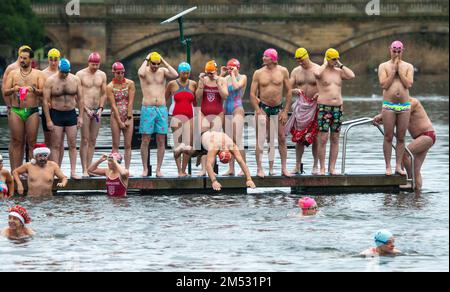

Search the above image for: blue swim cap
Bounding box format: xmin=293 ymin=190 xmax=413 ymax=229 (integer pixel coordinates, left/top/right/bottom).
xmin=374 ymin=229 xmax=393 ymax=247
xmin=178 ymin=62 xmax=191 ymax=73
xmin=59 ymin=58 xmax=71 ymax=73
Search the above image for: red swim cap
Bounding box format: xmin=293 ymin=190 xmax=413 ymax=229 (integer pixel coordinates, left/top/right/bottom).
xmin=112 ymin=62 xmax=125 ymax=72
xmin=227 ymin=58 xmax=240 ymax=70
xmin=88 ymin=52 xmax=101 ymax=64
xmin=218 ymin=150 xmax=232 ymax=164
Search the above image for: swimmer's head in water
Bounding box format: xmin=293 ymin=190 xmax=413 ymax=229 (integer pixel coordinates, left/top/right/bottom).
xmin=298 ymin=197 xmax=317 ymax=210
xmin=325 ymin=48 xmax=340 ymax=62
xmin=218 ymin=150 xmax=232 ymax=164
xmin=227 ymin=58 xmax=241 ymax=71
xmin=59 ymin=58 xmax=71 ymax=74
xmin=374 ymin=229 xmax=394 ymax=247
xmin=263 ymin=48 xmax=278 ymax=64
xmin=108 ymin=152 xmax=123 ymax=164
xmin=8 ymin=205 xmax=31 ymax=226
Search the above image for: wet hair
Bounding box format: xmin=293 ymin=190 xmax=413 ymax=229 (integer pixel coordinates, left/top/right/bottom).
xmin=20 ymin=48 xmax=34 ymax=59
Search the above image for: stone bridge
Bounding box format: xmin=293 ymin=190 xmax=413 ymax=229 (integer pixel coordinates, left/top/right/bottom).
xmin=33 ymin=0 xmax=449 ymax=66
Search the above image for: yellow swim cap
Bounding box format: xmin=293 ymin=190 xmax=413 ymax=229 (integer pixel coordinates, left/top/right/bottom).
xmin=295 ymin=48 xmax=309 ymax=60
xmin=325 ymin=48 xmax=340 ymax=61
xmin=147 ymin=52 xmax=161 ymax=63
xmin=18 ymin=45 xmax=32 ymax=55
xmin=48 ymin=48 xmax=61 ymax=59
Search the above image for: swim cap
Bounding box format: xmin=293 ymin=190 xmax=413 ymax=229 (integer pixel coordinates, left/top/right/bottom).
xmin=148 ymin=52 xmax=162 ymax=63
xmin=8 ymin=205 xmax=31 ymax=225
xmin=18 ymin=45 xmax=32 ymax=55
xmin=112 ymin=61 xmax=125 ymax=72
xmin=178 ymin=62 xmax=191 ymax=73
xmin=218 ymin=150 xmax=232 ymax=164
xmin=227 ymin=58 xmax=241 ymax=70
xmin=0 ymin=181 xmax=8 ymax=195
xmin=390 ymin=40 xmax=404 ymax=50
xmin=33 ymin=143 xmax=51 ymax=157
xmin=108 ymin=152 xmax=123 ymax=164
xmin=264 ymin=48 xmax=278 ymax=62
xmin=325 ymin=48 xmax=340 ymax=61
xmin=374 ymin=229 xmax=393 ymax=247
xmin=88 ymin=52 xmax=101 ymax=64
xmin=59 ymin=58 xmax=71 ymax=73
xmin=205 ymin=60 xmax=218 ymax=73
xmin=298 ymin=197 xmax=317 ymax=209
xmin=295 ymin=47 xmax=309 ymax=60
xmin=48 ymin=48 xmax=61 ymax=59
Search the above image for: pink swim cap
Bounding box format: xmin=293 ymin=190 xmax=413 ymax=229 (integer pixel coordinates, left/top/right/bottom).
xmin=88 ymin=52 xmax=101 ymax=64
xmin=108 ymin=152 xmax=123 ymax=164
xmin=112 ymin=62 xmax=125 ymax=72
xmin=298 ymin=197 xmax=317 ymax=209
xmin=264 ymin=48 xmax=278 ymax=62
xmin=390 ymin=40 xmax=404 ymax=50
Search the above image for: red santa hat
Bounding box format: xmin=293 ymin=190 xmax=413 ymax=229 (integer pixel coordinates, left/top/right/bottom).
xmin=33 ymin=143 xmax=51 ymax=157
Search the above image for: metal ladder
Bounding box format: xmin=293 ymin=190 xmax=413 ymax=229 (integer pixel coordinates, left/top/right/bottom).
xmin=341 ymin=117 xmax=415 ymax=190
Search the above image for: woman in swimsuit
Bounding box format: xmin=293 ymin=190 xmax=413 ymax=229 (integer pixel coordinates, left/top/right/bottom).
xmin=220 ymin=59 xmax=247 ymax=176
xmin=0 ymin=154 xmax=14 ymax=198
xmin=195 ymin=60 xmax=229 ymax=176
xmin=106 ymin=62 xmax=135 ymax=170
xmin=165 ymin=62 xmax=198 ymax=177
xmin=88 ymin=152 xmax=129 ymax=197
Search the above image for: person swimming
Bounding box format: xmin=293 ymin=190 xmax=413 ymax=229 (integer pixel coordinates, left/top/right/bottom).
xmin=360 ymin=229 xmax=401 ymax=256
xmin=1 ymin=205 xmax=35 ymax=239
xmin=298 ymin=197 xmax=318 ymax=216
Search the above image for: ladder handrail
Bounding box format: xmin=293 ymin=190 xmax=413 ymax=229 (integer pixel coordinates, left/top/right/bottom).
xmin=341 ymin=117 xmax=415 ymax=190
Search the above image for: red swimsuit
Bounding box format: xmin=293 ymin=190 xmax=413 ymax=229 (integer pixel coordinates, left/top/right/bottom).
xmin=172 ymin=80 xmax=195 ymax=119
xmin=106 ymin=175 xmax=127 ymax=197
xmin=201 ymin=85 xmax=223 ymax=116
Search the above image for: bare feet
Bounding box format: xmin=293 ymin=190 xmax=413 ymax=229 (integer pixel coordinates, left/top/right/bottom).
xmin=395 ymin=169 xmax=406 ymax=176
xmin=257 ymin=169 xmax=265 ymax=178
xmin=269 ymin=168 xmax=275 ymax=176
xmin=282 ymin=169 xmax=293 ymax=178
xmin=82 ymin=172 xmax=89 ymax=178
xmin=385 ymin=168 xmax=392 ymax=176
xmin=237 ymin=171 xmax=245 ymax=177
xmin=197 ymin=170 xmax=206 ymax=177
xmin=178 ymin=172 xmax=188 ymax=178
xmin=328 ymin=171 xmax=340 ymax=176
xmin=222 ymin=170 xmax=235 ymax=176
xmin=156 ymin=171 xmax=164 ymax=178
xmin=312 ymin=167 xmax=320 ymax=175
xmin=71 ymin=173 xmax=81 ymax=180
xmin=291 ymin=167 xmax=300 ymax=175
xmin=319 ymin=169 xmax=326 ymax=176
xmin=142 ymin=170 xmax=149 ymax=177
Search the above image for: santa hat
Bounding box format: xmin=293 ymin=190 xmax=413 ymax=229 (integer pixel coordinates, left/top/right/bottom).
xmin=33 ymin=143 xmax=51 ymax=157
xmin=8 ymin=205 xmax=31 ymax=225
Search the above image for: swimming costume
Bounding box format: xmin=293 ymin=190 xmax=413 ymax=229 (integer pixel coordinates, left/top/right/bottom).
xmin=112 ymin=83 xmax=129 ymax=123
xmin=172 ymin=80 xmax=195 ymax=119
xmin=224 ymin=76 xmax=244 ymax=115
xmin=414 ymin=130 xmax=436 ymax=145
xmin=382 ymin=101 xmax=411 ymax=113
xmin=139 ymin=105 xmax=168 ymax=135
xmin=285 ymin=91 xmax=318 ymax=146
xmin=201 ymin=85 xmax=223 ymax=116
xmin=106 ymin=175 xmax=127 ymax=197
xmin=259 ymin=101 xmax=283 ymax=116
xmin=50 ymin=108 xmax=77 ymax=127
xmin=318 ymin=104 xmax=343 ymax=133
xmin=11 ymin=107 xmax=39 ymax=122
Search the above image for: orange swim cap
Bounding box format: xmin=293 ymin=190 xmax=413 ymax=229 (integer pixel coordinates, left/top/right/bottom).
xmin=205 ymin=60 xmax=218 ymax=73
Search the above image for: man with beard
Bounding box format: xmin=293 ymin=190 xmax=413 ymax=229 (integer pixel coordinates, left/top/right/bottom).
xmin=3 ymin=47 xmax=44 ymax=171
xmin=13 ymin=143 xmax=68 ymax=196
xmin=43 ymin=58 xmax=84 ymax=178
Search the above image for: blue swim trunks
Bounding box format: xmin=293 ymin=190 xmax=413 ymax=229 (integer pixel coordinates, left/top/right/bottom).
xmin=139 ymin=105 xmax=168 ymax=135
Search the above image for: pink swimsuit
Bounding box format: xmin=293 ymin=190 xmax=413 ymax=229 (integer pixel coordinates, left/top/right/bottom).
xmin=112 ymin=83 xmax=129 ymax=123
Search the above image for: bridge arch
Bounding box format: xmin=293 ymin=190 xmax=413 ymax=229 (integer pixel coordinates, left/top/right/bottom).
xmin=114 ymin=25 xmax=299 ymax=61
xmin=336 ymin=23 xmax=449 ymax=54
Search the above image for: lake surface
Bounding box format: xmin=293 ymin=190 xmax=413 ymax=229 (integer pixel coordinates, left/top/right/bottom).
xmin=0 ymin=75 xmax=448 ymax=272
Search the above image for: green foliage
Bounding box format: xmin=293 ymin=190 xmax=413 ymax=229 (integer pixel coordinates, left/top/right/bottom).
xmin=0 ymin=0 xmax=45 ymax=54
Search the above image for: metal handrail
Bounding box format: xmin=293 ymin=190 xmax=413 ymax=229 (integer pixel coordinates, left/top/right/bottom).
xmin=341 ymin=117 xmax=415 ymax=190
